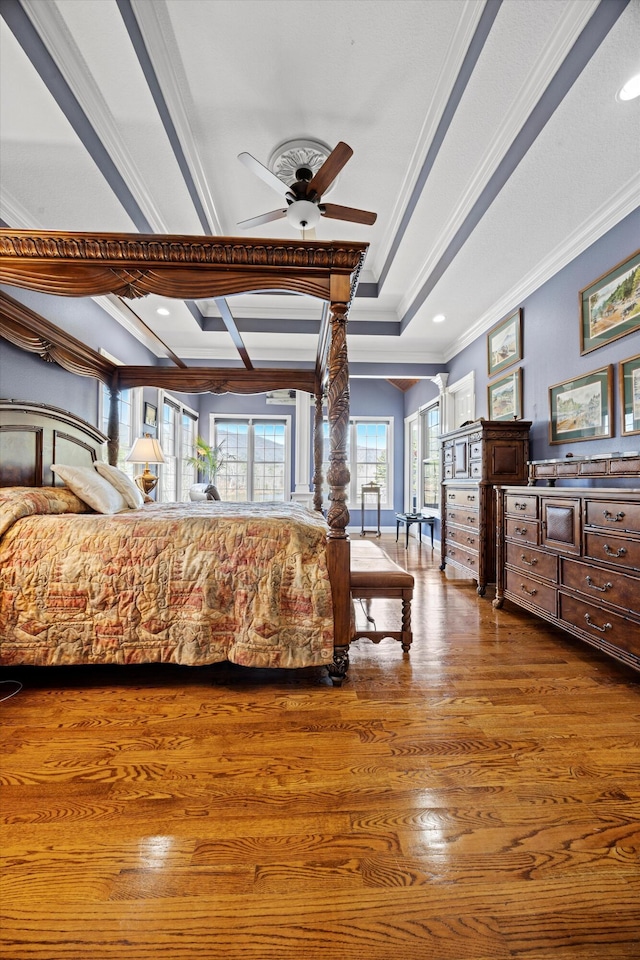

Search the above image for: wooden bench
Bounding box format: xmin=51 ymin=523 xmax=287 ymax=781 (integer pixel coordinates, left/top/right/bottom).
xmin=350 ymin=540 xmax=414 ymax=652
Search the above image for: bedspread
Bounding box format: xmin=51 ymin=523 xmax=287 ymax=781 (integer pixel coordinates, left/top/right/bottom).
xmin=0 ymin=488 xmax=334 ymax=668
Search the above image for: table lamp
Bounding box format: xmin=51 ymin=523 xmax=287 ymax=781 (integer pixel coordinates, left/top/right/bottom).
xmin=125 ymin=434 xmax=166 ymax=495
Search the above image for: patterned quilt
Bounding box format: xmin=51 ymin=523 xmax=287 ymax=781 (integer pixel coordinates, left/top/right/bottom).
xmin=0 ymin=488 xmax=334 ymax=668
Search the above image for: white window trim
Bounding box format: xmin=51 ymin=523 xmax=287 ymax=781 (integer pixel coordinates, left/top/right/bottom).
xmin=444 ymin=371 xmax=475 ymax=433
xmin=97 ymin=349 xmax=142 ymax=452
xmin=349 ymin=415 xmax=394 ymax=511
xmin=158 ymin=390 xmax=199 ymax=502
xmin=404 ymin=412 xmax=418 ymax=513
xmin=210 ymin=413 xmax=292 ymax=501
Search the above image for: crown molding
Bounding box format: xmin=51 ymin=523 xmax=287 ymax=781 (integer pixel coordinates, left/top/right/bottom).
xmin=130 ymin=0 xmax=223 ymax=235
xmin=400 ymin=0 xmax=600 ymax=316
xmin=445 ymin=171 xmax=640 ymax=361
xmin=22 ymin=0 xmax=168 ymax=234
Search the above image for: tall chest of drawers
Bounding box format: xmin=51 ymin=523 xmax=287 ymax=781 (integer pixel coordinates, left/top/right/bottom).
xmin=494 ymin=485 xmax=640 ymax=673
xmin=440 ymin=419 xmax=531 ymax=595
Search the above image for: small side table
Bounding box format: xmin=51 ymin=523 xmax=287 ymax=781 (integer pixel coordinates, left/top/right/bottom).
xmin=395 ymin=513 xmax=435 ymax=549
xmin=360 ymin=483 xmax=381 ymax=537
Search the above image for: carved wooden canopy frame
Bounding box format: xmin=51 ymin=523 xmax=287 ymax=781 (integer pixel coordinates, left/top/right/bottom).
xmin=0 ymin=229 xmax=368 ymax=678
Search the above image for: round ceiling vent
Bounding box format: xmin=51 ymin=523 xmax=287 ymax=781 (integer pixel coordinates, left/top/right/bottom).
xmin=268 ymin=138 xmax=337 ymax=196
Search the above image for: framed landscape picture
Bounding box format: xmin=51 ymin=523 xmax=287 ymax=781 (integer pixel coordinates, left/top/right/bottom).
xmin=144 ymin=402 xmax=157 ymax=428
xmin=488 ymin=368 xmax=522 ymax=421
xmin=487 ymin=308 xmax=522 ymax=376
xmin=580 ymin=249 xmax=640 ymax=355
xmin=620 ymin=354 xmax=640 ymax=437
xmin=549 ymin=365 xmax=612 ymax=444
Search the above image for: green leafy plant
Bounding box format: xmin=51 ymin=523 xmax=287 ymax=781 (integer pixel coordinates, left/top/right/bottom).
xmin=184 ymin=436 xmax=228 ymax=485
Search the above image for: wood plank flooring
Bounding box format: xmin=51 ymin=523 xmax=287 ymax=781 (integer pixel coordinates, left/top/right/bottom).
xmin=1 ymin=535 xmax=639 ymax=959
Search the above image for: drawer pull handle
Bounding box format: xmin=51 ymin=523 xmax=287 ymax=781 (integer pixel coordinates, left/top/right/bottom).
xmin=584 ymin=613 xmax=612 ymax=634
xmin=466 ymin=536 xmax=475 ymax=544
xmin=603 ymin=510 xmax=625 ymax=523
xmin=521 ymin=555 xmax=538 ymax=566
xmin=467 ymin=495 xmax=476 ymax=502
xmin=467 ymin=515 xmax=475 ymax=523
xmin=514 ymin=502 xmax=527 ymax=511
xmin=514 ymin=526 xmax=528 ymax=536
xmin=585 ymin=576 xmax=612 ymax=593
xmin=520 ymin=583 xmax=537 ymax=597
xmin=448 ymin=493 xmax=455 ymax=500
xmin=603 ymin=543 xmax=627 ymax=558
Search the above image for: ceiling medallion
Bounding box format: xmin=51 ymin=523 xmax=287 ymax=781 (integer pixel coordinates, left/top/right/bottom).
xmin=268 ymin=138 xmax=337 ymax=196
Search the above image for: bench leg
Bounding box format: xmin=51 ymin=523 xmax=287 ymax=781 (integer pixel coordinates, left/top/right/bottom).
xmin=328 ymin=645 xmax=350 ymax=686
xmin=401 ymin=597 xmax=412 ymax=653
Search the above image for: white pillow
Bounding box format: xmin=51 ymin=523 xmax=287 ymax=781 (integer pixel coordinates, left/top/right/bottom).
xmin=51 ymin=464 xmax=130 ymax=514
xmin=94 ymin=461 xmax=145 ymax=509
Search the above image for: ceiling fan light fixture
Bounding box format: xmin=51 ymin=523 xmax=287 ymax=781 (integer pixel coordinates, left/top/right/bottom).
xmin=286 ymin=199 xmax=321 ymax=230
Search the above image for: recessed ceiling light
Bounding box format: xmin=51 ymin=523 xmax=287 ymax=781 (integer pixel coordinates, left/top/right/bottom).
xmin=617 ymin=72 xmax=640 ymax=102
xmin=432 ymin=313 xmax=446 ymax=323
xmin=156 ymin=307 xmax=170 ymax=316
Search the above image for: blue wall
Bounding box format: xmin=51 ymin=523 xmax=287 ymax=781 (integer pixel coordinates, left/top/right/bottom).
xmin=443 ymin=208 xmax=640 ymax=461
xmin=0 ymin=286 xmax=158 ymax=425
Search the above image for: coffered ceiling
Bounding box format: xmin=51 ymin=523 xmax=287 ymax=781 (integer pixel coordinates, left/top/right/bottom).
xmin=1 ymin=0 xmax=638 ymax=371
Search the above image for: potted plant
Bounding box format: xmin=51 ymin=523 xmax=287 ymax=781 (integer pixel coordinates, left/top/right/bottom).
xmin=185 ymin=436 xmax=228 ymax=499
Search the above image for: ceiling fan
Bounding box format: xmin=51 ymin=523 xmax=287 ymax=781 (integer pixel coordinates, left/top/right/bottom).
xmin=237 ymin=141 xmax=377 ymax=235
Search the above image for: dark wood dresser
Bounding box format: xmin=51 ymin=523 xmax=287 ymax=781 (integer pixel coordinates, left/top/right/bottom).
xmin=494 ymin=456 xmax=640 ymax=673
xmin=440 ymin=419 xmax=531 ymax=595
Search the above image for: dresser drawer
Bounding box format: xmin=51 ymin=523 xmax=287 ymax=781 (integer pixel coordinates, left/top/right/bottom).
xmin=447 ymin=525 xmax=480 ymax=551
xmin=559 ymin=592 xmax=640 ymax=658
xmin=446 ymin=506 xmax=479 ymax=529
xmin=506 ymin=569 xmax=556 ymax=615
xmin=560 ymin=557 xmax=640 ymax=615
xmin=585 ymin=499 xmax=640 ymax=535
xmin=505 ymin=493 xmax=537 ymax=518
xmin=470 ymin=460 xmax=482 ymax=479
xmin=444 ymin=487 xmax=479 ymax=508
xmin=506 ymin=541 xmax=557 ymax=581
xmin=505 ymin=517 xmax=538 ymax=545
xmin=445 ymin=542 xmax=478 ymax=573
xmin=583 ymin=533 xmax=640 ymax=573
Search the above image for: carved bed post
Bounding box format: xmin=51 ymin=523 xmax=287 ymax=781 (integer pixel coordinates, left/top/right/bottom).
xmin=325 ymin=294 xmax=351 ymax=685
xmin=312 ymin=389 xmax=324 ymax=514
xmin=107 ymin=380 xmax=120 ymax=467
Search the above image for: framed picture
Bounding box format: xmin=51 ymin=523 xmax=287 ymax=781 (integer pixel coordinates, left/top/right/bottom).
xmin=487 ymin=308 xmax=522 ymax=377
xmin=549 ymin=365 xmax=612 ymax=444
xmin=488 ymin=367 xmax=522 ymax=421
xmin=144 ymin=402 xmax=157 ymax=428
xmin=580 ymin=249 xmax=640 ymax=355
xmin=620 ymin=354 xmax=640 ymax=437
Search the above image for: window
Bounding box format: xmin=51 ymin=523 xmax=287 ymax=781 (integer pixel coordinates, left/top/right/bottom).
xmin=212 ymin=416 xmax=290 ymax=501
xmin=322 ymin=416 xmax=393 ymax=509
xmin=421 ymin=401 xmax=440 ymax=511
xmin=99 ymin=384 xmax=141 ymax=477
xmin=158 ymin=393 xmax=198 ymax=502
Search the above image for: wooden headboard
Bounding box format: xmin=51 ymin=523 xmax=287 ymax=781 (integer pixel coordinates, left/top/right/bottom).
xmin=0 ymin=398 xmax=107 ymax=487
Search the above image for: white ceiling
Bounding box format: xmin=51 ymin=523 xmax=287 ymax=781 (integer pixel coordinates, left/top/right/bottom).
xmin=1 ymin=0 xmax=639 ymax=371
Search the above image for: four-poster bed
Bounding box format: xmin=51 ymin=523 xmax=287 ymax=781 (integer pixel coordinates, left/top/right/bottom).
xmin=0 ymin=230 xmax=369 ymax=683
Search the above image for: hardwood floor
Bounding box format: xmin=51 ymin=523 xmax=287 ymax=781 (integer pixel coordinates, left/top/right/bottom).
xmin=1 ymin=534 xmax=638 ymax=959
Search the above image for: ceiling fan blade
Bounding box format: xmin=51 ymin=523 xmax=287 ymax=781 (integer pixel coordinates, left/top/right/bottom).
xmin=237 ymin=208 xmax=287 ymax=228
xmin=238 ymin=152 xmax=291 ymax=199
xmin=320 ymin=203 xmax=377 ymax=225
xmin=307 ymin=142 xmax=353 ymax=198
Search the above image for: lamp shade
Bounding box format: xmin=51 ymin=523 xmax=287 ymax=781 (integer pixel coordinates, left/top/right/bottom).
xmin=125 ymin=435 xmax=166 ymax=465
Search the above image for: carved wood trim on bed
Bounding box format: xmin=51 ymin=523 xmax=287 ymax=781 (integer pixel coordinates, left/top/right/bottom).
xmin=0 ymin=229 xmax=369 ymax=682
